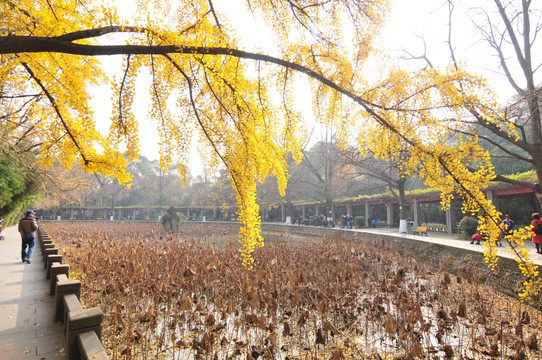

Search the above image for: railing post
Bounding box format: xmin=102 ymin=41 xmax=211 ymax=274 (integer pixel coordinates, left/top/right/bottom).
xmin=43 ymin=247 xmax=58 ymax=265
xmin=50 ymin=263 xmax=70 ymax=294
xmin=46 ymin=254 xmax=62 ymax=277
xmin=66 ymin=306 xmax=103 ymax=360
xmin=77 ymin=331 xmax=109 ymax=360
xmin=55 ymin=274 xmax=81 ymax=322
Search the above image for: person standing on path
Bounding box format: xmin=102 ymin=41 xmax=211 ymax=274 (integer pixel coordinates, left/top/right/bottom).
xmin=531 ymin=213 xmax=542 ymax=254
xmin=502 ymin=214 xmax=515 ymax=232
xmin=18 ymin=210 xmax=38 ymax=263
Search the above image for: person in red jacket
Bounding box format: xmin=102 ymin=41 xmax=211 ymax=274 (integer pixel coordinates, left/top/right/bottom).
xmin=530 ymin=212 xmax=542 ymax=254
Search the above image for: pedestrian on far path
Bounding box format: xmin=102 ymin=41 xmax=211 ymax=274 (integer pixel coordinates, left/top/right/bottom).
xmin=530 ymin=212 xmax=542 ymax=254
xmin=19 ymin=210 xmax=38 ymax=263
xmin=501 ymin=214 xmax=514 ymax=232
xmin=498 ymin=214 xmax=515 ymax=246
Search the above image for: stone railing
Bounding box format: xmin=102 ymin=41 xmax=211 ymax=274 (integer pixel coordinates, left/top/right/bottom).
xmin=38 ymin=225 xmax=109 ymax=360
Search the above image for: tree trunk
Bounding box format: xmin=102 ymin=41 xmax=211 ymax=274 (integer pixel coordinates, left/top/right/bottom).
xmin=326 ymin=198 xmax=333 ymax=223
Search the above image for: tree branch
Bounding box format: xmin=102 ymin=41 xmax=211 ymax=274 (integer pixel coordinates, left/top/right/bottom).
xmin=21 ymin=62 xmax=90 ymax=165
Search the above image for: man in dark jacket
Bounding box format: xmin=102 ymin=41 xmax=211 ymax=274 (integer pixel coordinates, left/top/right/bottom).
xmin=19 ymin=210 xmax=38 ymax=263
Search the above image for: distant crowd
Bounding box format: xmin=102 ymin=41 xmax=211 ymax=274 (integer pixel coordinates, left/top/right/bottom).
xmin=294 ymin=214 xmax=354 ymax=228
xmin=470 ymin=213 xmax=542 ymax=254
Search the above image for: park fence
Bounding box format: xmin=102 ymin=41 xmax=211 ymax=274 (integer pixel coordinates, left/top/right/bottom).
xmin=37 ymin=225 xmax=109 ymax=360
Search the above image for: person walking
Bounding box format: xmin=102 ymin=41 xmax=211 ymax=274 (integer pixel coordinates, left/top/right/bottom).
xmin=531 ymin=212 xmax=542 ymax=254
xmin=19 ymin=210 xmax=38 ymax=263
xmin=347 ymin=214 xmax=353 ymax=229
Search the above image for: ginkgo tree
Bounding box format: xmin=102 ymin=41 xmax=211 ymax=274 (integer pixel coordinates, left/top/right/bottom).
xmin=1 ymin=0 xmax=539 ymax=297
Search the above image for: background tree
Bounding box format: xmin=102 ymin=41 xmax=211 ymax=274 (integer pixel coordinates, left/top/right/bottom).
xmin=32 ymin=162 xmax=97 ymax=209
xmin=341 ymin=145 xmax=412 ymax=229
xmin=403 ymin=0 xmax=541 ymax=205
xmin=190 ymin=170 xmax=237 ymax=213
xmin=298 ymin=137 xmax=353 ymax=220
xmin=126 ymin=158 xmax=186 ymax=213
xmin=392 ymin=0 xmax=541 ymax=300
xmin=256 ymin=154 xmax=312 ymax=221
xmin=0 ymin=148 xmax=42 ymax=224
xmin=0 ymin=77 xmax=72 ymax=223
xmin=460 ymin=0 xmax=541 ymax=207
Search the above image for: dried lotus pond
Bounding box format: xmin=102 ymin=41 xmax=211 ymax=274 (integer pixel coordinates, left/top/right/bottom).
xmin=45 ymin=222 xmax=542 ymax=359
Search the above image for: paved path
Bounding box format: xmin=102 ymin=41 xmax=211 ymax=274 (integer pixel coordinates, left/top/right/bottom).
xmin=357 ymin=226 xmax=542 ymax=266
xmin=0 ymin=226 xmax=66 ymax=360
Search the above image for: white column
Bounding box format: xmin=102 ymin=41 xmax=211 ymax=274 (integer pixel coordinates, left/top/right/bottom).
xmin=386 ymin=202 xmax=393 ymax=226
xmin=486 ymin=190 xmax=495 ymax=206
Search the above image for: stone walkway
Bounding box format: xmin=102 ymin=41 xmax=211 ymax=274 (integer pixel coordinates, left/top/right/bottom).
xmin=363 ymin=226 xmax=542 ymax=266
xmin=0 ymin=225 xmax=66 ymax=360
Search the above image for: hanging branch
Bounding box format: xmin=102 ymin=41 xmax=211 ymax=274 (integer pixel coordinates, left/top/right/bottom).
xmin=21 ymin=62 xmax=91 ymax=166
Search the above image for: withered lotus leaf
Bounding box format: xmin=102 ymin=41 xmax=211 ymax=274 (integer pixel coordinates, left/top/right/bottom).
xmin=521 ymin=310 xmax=530 ymax=325
xmin=180 ymin=296 xmax=193 ymax=311
xmin=384 ymin=313 xmax=396 ymax=334
xmin=323 ymin=320 xmax=337 ymax=336
xmin=205 ymin=313 xmax=215 ymax=327
xmin=282 ymin=321 xmax=292 ymax=337
xmin=329 ymin=350 xmax=345 ymax=360
xmin=457 ymin=301 xmax=467 ymax=318
xmin=200 ymin=331 xmax=214 ymax=352
xmin=297 ymin=310 xmax=309 ymax=328
xmin=315 ymin=327 xmax=325 ymax=345
xmin=267 ymin=331 xmax=278 ymax=347
xmin=527 ymin=333 xmax=538 ymax=350
xmin=409 ymin=340 xmax=424 ymax=358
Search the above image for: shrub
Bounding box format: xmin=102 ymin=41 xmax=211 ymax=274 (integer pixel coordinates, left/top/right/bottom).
xmin=355 ymin=216 xmax=365 ymax=228
xmin=458 ymin=216 xmax=478 ymax=238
